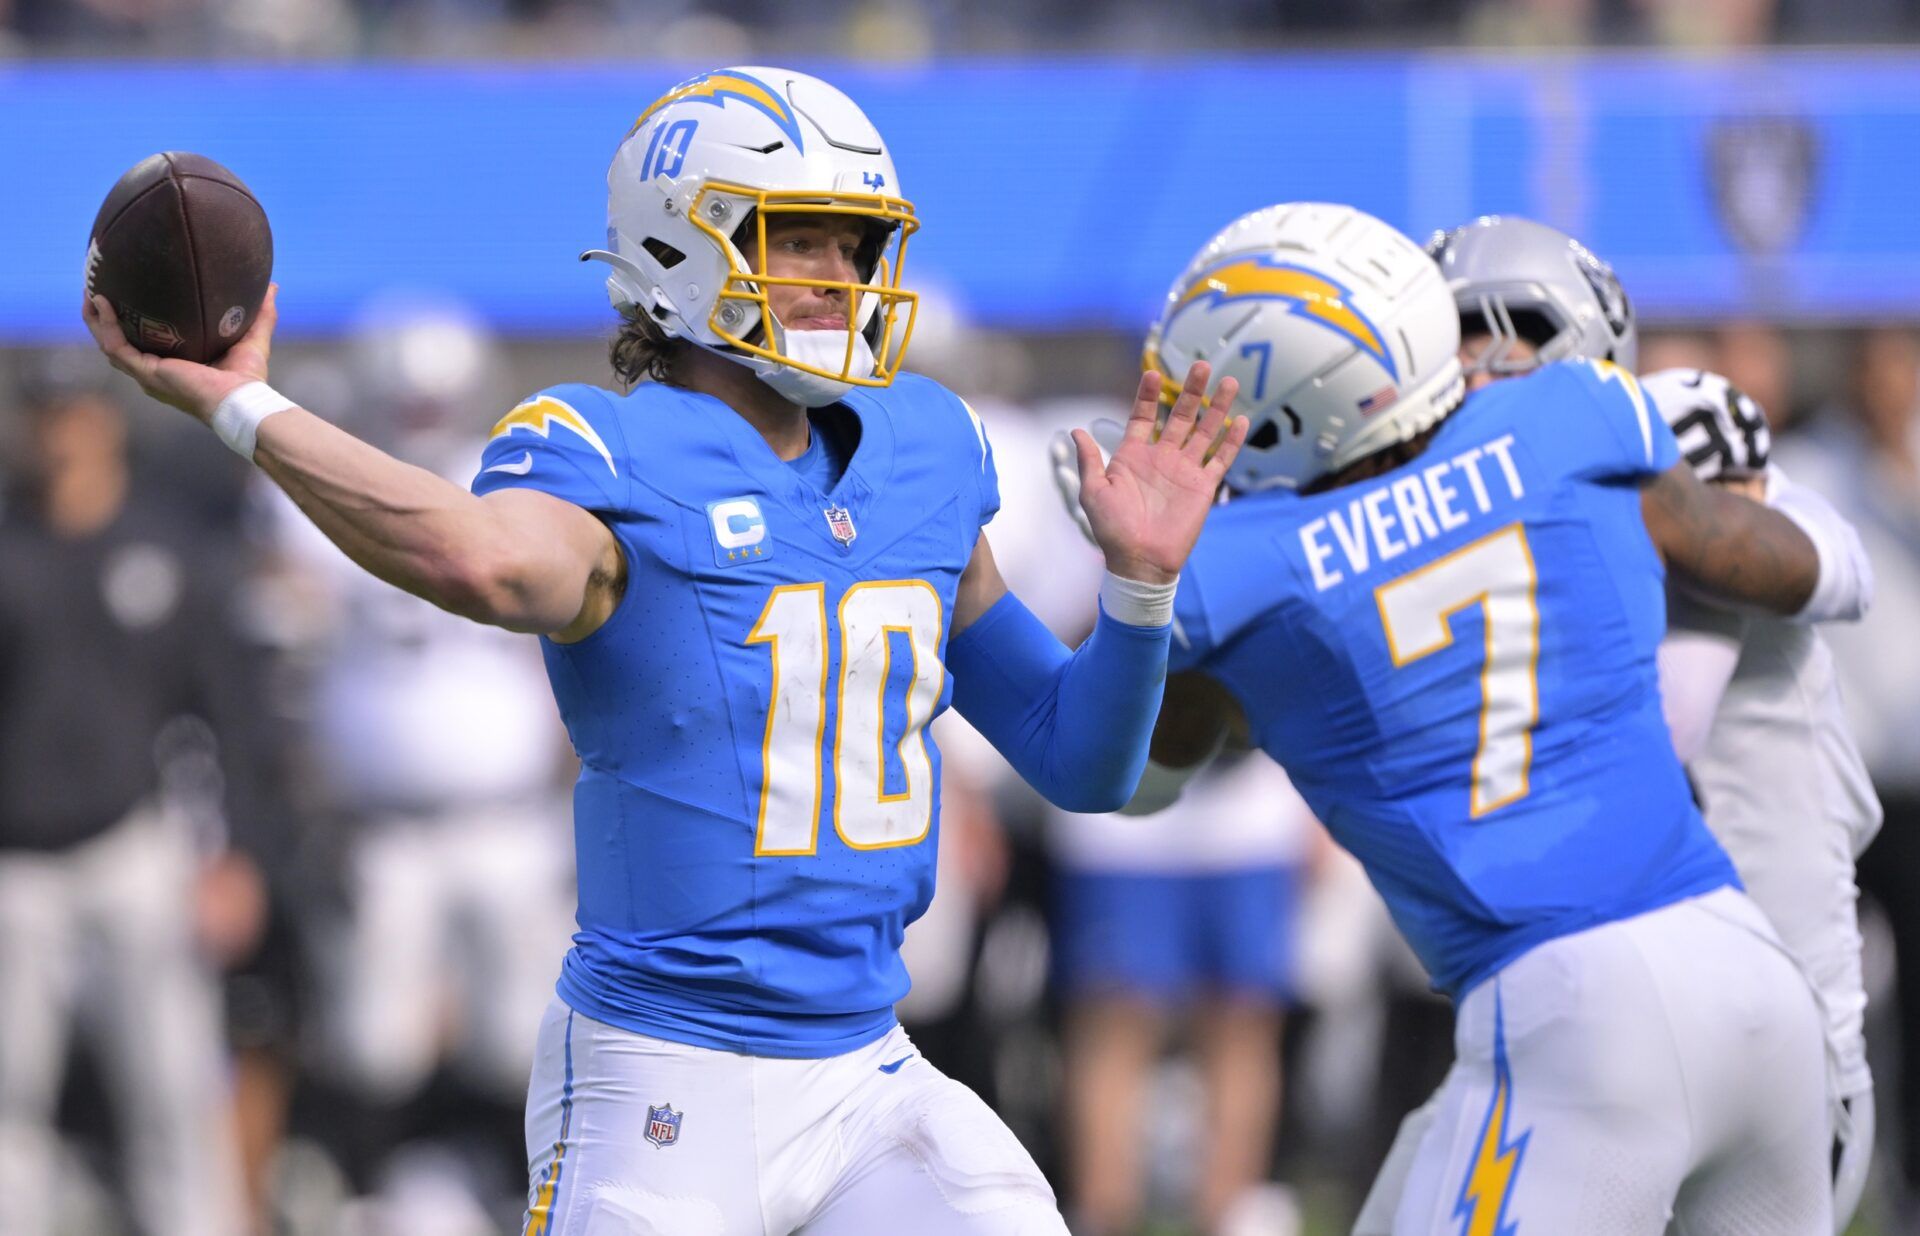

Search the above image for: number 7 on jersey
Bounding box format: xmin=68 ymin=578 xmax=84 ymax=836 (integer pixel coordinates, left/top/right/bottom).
xmin=1375 ymin=524 xmax=1541 ymax=816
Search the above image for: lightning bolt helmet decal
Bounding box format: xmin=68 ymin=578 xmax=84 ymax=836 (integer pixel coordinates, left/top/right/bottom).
xmin=1170 ymin=254 xmax=1399 ymax=381
xmin=629 ymin=70 xmax=806 ymax=154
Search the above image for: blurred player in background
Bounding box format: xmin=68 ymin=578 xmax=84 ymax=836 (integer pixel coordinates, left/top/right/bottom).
xmin=1047 ymin=755 xmax=1310 ymax=1236
xmin=1102 ymin=201 xmax=1842 ymax=1231
xmin=1413 ymin=214 xmax=1879 ymax=1230
xmin=1781 ymin=326 xmax=1920 ymax=1224
xmin=85 ymin=66 xmax=1247 ymax=1235
xmin=930 ymin=285 xmax=1315 ymax=1232
xmin=257 ymin=297 xmax=576 ymax=1226
xmin=0 ymin=376 xmax=274 ymax=1236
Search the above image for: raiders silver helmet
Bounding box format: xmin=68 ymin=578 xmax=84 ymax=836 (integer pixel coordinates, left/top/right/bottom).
xmin=1426 ymin=215 xmax=1636 ymax=379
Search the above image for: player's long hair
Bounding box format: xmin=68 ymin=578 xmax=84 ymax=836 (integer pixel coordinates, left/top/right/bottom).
xmin=610 ymin=305 xmax=691 ymax=389
xmin=1299 ymin=386 xmax=1468 ymax=496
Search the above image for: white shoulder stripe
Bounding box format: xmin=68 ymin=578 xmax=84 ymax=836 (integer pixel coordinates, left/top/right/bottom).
xmin=959 ymin=398 xmax=990 ymax=473
xmin=1586 ymin=359 xmax=1655 ymax=464
xmin=1628 ymin=377 xmax=1654 ymax=464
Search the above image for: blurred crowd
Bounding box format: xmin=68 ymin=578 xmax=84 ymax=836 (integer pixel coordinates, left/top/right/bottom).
xmin=8 ymin=0 xmax=1920 ymax=59
xmin=5 ymin=295 xmax=1920 ymax=1236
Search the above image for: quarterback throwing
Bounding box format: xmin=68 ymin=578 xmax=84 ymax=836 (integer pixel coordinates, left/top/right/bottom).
xmin=85 ymin=67 xmax=1245 ymax=1235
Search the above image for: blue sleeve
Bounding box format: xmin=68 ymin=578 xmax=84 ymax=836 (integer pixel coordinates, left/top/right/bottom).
xmin=946 ymin=592 xmax=1170 ymax=813
xmin=1539 ymin=360 xmax=1681 ymax=483
xmin=471 ymin=384 xmax=631 ymax=514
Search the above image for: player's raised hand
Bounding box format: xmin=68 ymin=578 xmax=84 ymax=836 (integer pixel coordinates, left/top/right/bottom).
xmin=1073 ymin=362 xmax=1247 ymax=586
xmin=83 ymin=284 xmax=278 ymax=423
xmin=1047 ymin=418 xmax=1125 ymax=545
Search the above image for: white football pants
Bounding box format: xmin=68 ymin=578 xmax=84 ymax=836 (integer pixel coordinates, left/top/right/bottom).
xmin=1353 ymin=888 xmax=1831 ymax=1235
xmin=520 ymin=999 xmax=1068 ymax=1235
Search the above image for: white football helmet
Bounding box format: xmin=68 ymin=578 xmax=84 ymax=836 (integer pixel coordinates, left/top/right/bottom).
xmin=1145 ymin=202 xmax=1463 ymax=493
xmin=583 ymin=67 xmax=918 ymax=406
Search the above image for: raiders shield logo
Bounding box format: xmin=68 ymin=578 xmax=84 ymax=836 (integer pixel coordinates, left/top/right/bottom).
xmin=1706 ymin=115 xmax=1820 ymax=255
xmin=645 ymin=1103 xmax=682 ymax=1148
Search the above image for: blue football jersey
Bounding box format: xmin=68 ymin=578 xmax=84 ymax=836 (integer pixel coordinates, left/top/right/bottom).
xmin=1172 ymin=360 xmax=1738 ymax=997
xmin=471 ymin=374 xmax=997 ymax=1057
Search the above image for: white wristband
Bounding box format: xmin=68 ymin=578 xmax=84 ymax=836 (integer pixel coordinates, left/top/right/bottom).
xmin=1099 ymin=570 xmax=1178 ymax=628
xmin=211 ymin=381 xmax=295 ymax=461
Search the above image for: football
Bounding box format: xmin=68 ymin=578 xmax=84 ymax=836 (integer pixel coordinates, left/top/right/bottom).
xmin=85 ymin=152 xmax=273 ymax=365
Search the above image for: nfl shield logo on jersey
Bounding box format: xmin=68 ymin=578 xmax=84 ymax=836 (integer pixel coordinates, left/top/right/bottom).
xmin=645 ymin=1103 xmax=682 ymax=1149
xmin=823 ymin=505 xmax=857 ymax=546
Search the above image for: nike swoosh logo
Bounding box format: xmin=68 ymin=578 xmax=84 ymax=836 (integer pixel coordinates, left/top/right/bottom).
xmin=878 ymin=1057 xmax=911 ymax=1075
xmin=485 ymin=451 xmax=534 ymax=476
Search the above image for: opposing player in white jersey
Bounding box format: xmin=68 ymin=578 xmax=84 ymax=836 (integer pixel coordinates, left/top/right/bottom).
xmin=1643 ymin=366 xmax=1882 ymax=1229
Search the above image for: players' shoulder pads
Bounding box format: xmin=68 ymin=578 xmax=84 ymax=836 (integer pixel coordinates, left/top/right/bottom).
xmin=486 ymin=384 xmax=626 ymax=476
xmin=874 ymin=371 xmax=992 ymax=473
xmin=1510 ymin=357 xmax=1671 ymax=480
xmin=473 ymin=383 xmax=635 ymax=512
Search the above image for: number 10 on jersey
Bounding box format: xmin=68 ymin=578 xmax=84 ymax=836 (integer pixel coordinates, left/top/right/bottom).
xmin=748 ymin=580 xmax=946 ymax=855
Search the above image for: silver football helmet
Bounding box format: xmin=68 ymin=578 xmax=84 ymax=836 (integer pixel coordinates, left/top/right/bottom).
xmin=1426 ymin=215 xmax=1636 ymax=379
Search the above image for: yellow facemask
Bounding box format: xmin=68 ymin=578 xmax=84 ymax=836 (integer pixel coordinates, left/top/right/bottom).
xmin=689 ymin=181 xmax=921 ymax=389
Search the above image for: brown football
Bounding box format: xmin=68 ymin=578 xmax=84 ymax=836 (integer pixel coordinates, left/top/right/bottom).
xmin=85 ymin=152 xmax=273 ymax=364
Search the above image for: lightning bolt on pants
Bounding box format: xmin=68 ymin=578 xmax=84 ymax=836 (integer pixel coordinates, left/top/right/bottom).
xmin=1378 ymin=887 xmax=1831 ymax=1235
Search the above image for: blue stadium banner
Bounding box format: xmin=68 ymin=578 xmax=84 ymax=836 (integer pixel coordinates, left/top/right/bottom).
xmin=4 ymin=55 xmax=1919 ymax=339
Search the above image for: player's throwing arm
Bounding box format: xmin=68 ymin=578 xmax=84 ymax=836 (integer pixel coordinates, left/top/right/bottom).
xmin=85 ymin=287 xmax=622 ymax=642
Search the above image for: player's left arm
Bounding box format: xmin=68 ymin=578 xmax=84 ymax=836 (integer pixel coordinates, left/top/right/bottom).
xmin=1625 ymin=364 xmax=1869 ymax=624
xmin=1640 ymin=463 xmax=1821 ymax=617
xmin=1119 ymin=670 xmax=1248 ymax=815
xmin=946 ymin=365 xmax=1246 ymax=814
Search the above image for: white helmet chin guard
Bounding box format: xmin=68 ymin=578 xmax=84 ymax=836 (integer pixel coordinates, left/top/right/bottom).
xmin=1145 ymin=202 xmax=1464 ymax=493
xmin=583 ymin=67 xmax=919 ymax=407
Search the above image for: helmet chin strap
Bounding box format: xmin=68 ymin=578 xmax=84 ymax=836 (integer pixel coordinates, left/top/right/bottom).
xmin=738 ymin=329 xmax=878 ymax=408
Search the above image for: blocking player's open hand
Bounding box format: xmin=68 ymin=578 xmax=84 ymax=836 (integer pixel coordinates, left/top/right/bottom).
xmin=83 ymin=284 xmax=278 ymax=423
xmin=1072 ymin=362 xmax=1247 ymax=585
